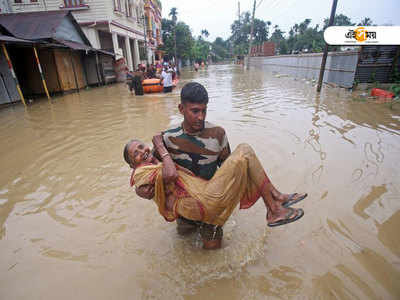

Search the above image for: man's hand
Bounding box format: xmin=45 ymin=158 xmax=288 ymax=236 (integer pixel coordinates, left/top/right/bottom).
xmin=136 ymin=184 xmax=155 ymax=199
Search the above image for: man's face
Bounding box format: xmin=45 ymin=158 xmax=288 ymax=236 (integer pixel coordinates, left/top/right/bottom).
xmin=179 ymin=102 xmax=207 ymax=133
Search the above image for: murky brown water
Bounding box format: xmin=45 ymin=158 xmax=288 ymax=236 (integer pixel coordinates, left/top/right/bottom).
xmin=1 ymin=64 xmax=399 ymax=300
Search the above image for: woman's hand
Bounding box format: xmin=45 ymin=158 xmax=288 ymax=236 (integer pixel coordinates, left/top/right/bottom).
xmin=152 ymin=134 xmax=178 ymax=183
xmin=162 ymin=158 xmax=178 ymax=184
xmin=152 ymin=134 xmax=164 ymax=148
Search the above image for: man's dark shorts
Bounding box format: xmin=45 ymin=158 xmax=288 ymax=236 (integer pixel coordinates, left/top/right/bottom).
xmin=163 ymin=86 xmax=173 ymax=93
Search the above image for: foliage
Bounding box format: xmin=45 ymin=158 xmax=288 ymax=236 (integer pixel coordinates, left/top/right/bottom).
xmin=389 ymin=84 xmax=400 ymax=109
xmin=286 ymin=19 xmax=324 ymax=54
xmin=323 ymin=14 xmax=355 ymax=29
xmin=156 ymin=9 xmax=377 ymax=66
xmin=211 ymin=37 xmax=231 ymax=62
xmin=191 ymin=36 xmax=211 ymax=63
xmin=159 ymin=19 xmax=194 ymax=61
xmin=169 ymin=7 xmax=177 ymax=24
xmin=358 ymin=17 xmax=374 ymax=26
xmin=201 ymin=29 xmax=209 ymax=38
xmin=229 ymin=11 xmax=271 ymax=56
xmin=158 ymin=7 xmax=210 ymax=63
xmin=391 ymin=84 xmax=400 ymax=97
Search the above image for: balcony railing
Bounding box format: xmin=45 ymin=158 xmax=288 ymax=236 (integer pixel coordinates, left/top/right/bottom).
xmin=63 ymin=0 xmax=87 ymax=8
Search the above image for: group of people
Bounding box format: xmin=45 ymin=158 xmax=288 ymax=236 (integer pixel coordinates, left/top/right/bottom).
xmin=127 ymin=62 xmax=178 ymax=95
xmin=193 ymin=61 xmax=206 ymax=72
xmin=124 ymin=82 xmax=307 ymax=250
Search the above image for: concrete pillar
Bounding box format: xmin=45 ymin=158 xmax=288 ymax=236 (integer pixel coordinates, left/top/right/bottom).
xmin=133 ymin=38 xmax=140 ymax=68
xmin=112 ymin=32 xmax=119 ymax=55
xmin=125 ymin=36 xmax=133 ymax=71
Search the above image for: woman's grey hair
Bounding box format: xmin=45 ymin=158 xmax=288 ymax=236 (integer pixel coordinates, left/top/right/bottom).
xmin=123 ymin=139 xmax=140 ymax=166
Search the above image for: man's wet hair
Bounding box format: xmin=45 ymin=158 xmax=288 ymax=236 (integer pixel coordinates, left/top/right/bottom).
xmin=123 ymin=139 xmax=140 ymax=166
xmin=180 ymin=82 xmax=208 ymax=104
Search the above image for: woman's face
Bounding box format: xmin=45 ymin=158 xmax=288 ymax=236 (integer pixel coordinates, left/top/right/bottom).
xmin=128 ymin=141 xmax=153 ymax=168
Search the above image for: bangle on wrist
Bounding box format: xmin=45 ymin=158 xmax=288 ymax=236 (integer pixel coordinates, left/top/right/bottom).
xmin=161 ymin=152 xmax=170 ymax=158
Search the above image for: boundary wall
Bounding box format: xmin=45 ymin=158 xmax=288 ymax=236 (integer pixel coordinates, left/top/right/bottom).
xmin=249 ymin=51 xmax=359 ymax=88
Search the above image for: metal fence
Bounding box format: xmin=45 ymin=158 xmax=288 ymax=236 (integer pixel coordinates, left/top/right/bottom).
xmin=354 ymin=46 xmax=400 ymax=83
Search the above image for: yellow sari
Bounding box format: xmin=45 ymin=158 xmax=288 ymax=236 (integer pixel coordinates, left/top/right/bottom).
xmin=131 ymin=144 xmax=269 ymax=226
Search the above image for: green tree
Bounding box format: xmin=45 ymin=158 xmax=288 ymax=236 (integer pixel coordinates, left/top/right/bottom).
xmin=201 ymin=29 xmax=210 ymax=38
xmin=211 ymin=37 xmax=231 ymax=61
xmin=323 ymin=13 xmax=355 ymax=29
xmin=286 ymin=20 xmax=324 ymax=53
xmin=192 ymin=36 xmax=211 ymax=63
xmin=158 ymin=19 xmax=194 ymax=61
xmin=229 ymin=11 xmax=271 ymax=56
xmin=279 ymin=40 xmax=288 ymax=54
xmin=169 ymin=7 xmax=177 ymax=24
xmin=270 ymin=25 xmax=285 ymax=44
xmin=358 ymin=17 xmax=374 ymax=26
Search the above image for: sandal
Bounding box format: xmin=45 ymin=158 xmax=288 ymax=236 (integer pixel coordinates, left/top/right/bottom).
xmin=282 ymin=193 xmax=307 ymax=207
xmin=268 ymin=208 xmax=304 ymax=227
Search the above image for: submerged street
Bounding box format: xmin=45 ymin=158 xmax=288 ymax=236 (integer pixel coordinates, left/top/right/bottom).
xmin=1 ymin=64 xmax=399 ymax=299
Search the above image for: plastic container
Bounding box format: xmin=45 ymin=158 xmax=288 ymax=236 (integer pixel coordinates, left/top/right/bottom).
xmin=371 ymin=88 xmax=394 ymax=99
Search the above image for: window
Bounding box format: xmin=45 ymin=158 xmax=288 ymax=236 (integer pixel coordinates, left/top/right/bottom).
xmin=31 ymin=0 xmax=38 ymax=2
xmin=63 ymin=0 xmax=85 ymax=7
xmin=139 ymin=42 xmax=146 ymax=60
xmin=14 ymin=0 xmax=22 ymax=3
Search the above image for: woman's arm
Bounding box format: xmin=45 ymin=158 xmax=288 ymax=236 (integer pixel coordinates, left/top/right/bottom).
xmin=152 ymin=134 xmax=178 ymax=184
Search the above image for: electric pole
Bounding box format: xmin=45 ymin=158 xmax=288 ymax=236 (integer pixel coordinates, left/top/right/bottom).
xmin=317 ymin=0 xmax=338 ymax=92
xmin=246 ymin=0 xmax=256 ymax=70
xmin=238 ymin=1 xmax=241 ymax=24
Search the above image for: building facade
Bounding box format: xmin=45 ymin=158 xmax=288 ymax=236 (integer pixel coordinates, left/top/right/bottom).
xmin=144 ymin=0 xmax=162 ymax=62
xmin=0 ymin=0 xmax=161 ymax=71
xmin=0 ymin=11 xmax=114 ymax=104
xmin=250 ymin=42 xmax=275 ymax=57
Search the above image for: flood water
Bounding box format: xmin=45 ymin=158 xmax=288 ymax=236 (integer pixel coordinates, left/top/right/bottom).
xmin=1 ymin=64 xmax=399 ymax=299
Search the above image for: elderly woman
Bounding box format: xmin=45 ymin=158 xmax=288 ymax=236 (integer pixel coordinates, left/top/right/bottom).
xmin=124 ymin=136 xmax=306 ymax=249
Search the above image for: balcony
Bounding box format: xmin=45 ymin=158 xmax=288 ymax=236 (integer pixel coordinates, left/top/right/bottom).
xmin=60 ymin=0 xmax=89 ymax=10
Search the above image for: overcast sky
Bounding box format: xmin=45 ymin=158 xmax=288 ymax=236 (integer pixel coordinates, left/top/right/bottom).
xmin=161 ymin=0 xmax=400 ymax=41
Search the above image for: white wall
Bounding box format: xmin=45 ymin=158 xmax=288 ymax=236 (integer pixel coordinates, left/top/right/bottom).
xmin=8 ymin=0 xmax=110 ymax=21
xmin=81 ymin=26 xmax=101 ymax=49
xmin=107 ymin=0 xmax=144 ymax=39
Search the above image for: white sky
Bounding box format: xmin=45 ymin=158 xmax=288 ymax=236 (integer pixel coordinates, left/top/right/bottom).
xmin=161 ymin=0 xmax=400 ymax=41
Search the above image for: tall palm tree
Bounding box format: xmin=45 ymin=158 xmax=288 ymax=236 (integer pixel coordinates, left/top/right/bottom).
xmin=169 ymin=7 xmax=177 ymax=24
xmin=201 ymin=29 xmax=209 ymax=38
xmin=169 ymin=7 xmax=178 ymax=69
xmin=358 ymin=17 xmax=373 ymax=26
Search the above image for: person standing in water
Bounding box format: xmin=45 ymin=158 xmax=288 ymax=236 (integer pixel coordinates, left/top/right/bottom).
xmin=161 ymin=66 xmax=173 ymax=93
xmin=134 ymin=82 xmax=307 ymax=249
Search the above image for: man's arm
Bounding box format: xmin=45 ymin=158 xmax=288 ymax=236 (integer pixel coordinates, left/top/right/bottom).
xmin=218 ymin=129 xmax=231 ymax=166
xmin=218 ymin=142 xmax=231 ymax=165
xmin=152 ymin=134 xmax=178 ymax=183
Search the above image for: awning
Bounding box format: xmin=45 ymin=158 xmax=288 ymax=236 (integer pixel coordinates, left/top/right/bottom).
xmin=56 ymin=39 xmax=114 ymax=56
xmin=0 ymin=34 xmax=34 ymax=44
